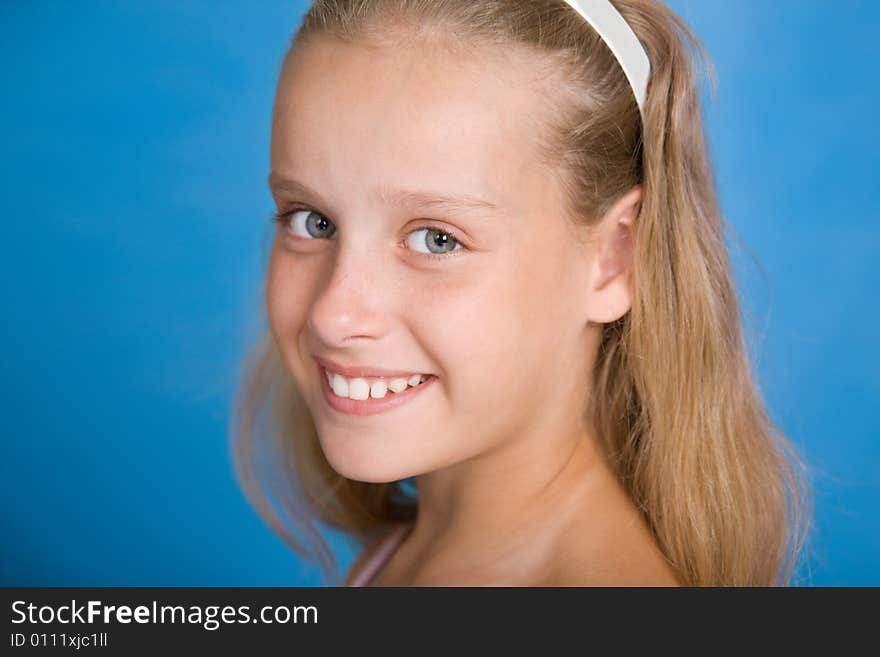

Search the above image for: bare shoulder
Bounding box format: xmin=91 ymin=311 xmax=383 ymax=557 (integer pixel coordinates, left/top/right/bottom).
xmin=544 ymin=559 xmax=682 ymax=587
xmin=543 ymin=512 xmax=683 ymax=587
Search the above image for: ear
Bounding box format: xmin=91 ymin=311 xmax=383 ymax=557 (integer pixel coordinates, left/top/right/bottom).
xmin=585 ymin=185 xmax=641 ymax=325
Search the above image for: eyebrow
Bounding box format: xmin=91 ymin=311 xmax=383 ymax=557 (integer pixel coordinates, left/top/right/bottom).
xmin=267 ymin=173 xmax=501 ymax=215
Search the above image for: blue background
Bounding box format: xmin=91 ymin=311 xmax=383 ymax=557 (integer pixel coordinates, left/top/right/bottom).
xmin=2 ymin=1 xmax=877 ymax=586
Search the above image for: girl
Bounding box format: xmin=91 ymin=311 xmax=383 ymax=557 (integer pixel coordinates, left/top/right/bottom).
xmin=233 ymin=0 xmax=811 ymax=586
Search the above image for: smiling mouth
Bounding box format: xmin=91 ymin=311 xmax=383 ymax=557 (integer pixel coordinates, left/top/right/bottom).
xmin=316 ymin=361 xmax=437 ymax=417
xmin=322 ymin=366 xmax=432 ymax=400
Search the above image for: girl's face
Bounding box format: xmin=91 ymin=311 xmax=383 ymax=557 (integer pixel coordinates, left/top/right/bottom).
xmin=268 ymin=36 xmax=616 ymax=483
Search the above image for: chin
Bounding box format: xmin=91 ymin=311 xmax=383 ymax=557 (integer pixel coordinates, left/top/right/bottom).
xmin=317 ymin=432 xmax=417 ymax=484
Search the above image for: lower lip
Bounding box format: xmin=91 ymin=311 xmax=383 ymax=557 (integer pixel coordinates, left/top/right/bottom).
xmin=317 ymin=363 xmax=437 ymax=417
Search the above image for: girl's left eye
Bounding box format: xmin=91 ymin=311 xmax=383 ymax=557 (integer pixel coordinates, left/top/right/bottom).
xmin=404 ymin=227 xmax=463 ymax=258
xmin=271 ymin=207 xmax=465 ymax=260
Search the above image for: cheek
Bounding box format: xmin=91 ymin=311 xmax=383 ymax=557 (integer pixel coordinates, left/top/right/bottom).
xmin=265 ymin=248 xmax=315 ymax=335
xmin=440 ymin=244 xmax=579 ymax=405
xmin=420 ymin=274 xmax=553 ymax=462
xmin=428 ymin=262 xmax=535 ymax=396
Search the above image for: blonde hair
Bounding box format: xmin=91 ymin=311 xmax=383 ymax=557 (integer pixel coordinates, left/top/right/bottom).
xmin=231 ymin=0 xmax=812 ymax=586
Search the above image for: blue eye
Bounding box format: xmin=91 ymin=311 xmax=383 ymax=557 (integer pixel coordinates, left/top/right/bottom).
xmin=271 ymin=206 xmax=465 ymax=261
xmin=405 ymin=227 xmax=462 ymax=257
xmin=274 ymin=208 xmax=337 ymax=240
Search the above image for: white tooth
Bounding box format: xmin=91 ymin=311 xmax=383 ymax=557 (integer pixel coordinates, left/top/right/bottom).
xmin=331 ymin=373 xmax=349 ymax=398
xmin=407 ymin=374 xmax=423 ymax=387
xmin=325 ymin=368 xmax=333 ymax=385
xmin=370 ymin=380 xmax=388 ymax=399
xmin=388 ymin=377 xmax=409 ymax=393
xmin=349 ymin=378 xmax=370 ymax=400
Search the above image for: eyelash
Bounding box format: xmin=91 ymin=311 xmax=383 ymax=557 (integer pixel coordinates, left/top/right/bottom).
xmin=270 ymin=205 xmax=466 ymax=261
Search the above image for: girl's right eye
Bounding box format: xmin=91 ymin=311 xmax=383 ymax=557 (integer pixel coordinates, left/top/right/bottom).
xmin=272 ymin=207 xmax=338 ymax=240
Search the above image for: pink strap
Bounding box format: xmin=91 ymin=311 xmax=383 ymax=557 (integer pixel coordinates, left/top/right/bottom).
xmin=347 ymin=523 xmax=414 ymax=587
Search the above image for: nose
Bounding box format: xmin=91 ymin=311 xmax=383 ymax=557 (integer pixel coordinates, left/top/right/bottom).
xmin=306 ymin=240 xmax=394 ymax=347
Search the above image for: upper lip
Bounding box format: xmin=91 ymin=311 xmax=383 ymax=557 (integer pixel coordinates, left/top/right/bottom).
xmin=314 ymin=355 xmax=430 ymax=379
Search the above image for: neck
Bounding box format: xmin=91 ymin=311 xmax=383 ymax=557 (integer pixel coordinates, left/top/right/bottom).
xmin=403 ymin=418 xmax=623 ymax=583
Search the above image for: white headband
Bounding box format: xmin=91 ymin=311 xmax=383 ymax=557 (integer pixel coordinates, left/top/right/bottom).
xmin=561 ymin=0 xmax=651 ymax=120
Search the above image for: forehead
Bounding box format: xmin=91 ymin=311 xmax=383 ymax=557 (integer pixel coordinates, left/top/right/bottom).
xmin=271 ymin=36 xmax=559 ymax=211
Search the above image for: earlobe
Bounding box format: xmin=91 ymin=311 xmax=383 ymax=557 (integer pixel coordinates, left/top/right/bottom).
xmin=590 ymin=222 xmax=634 ymax=323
